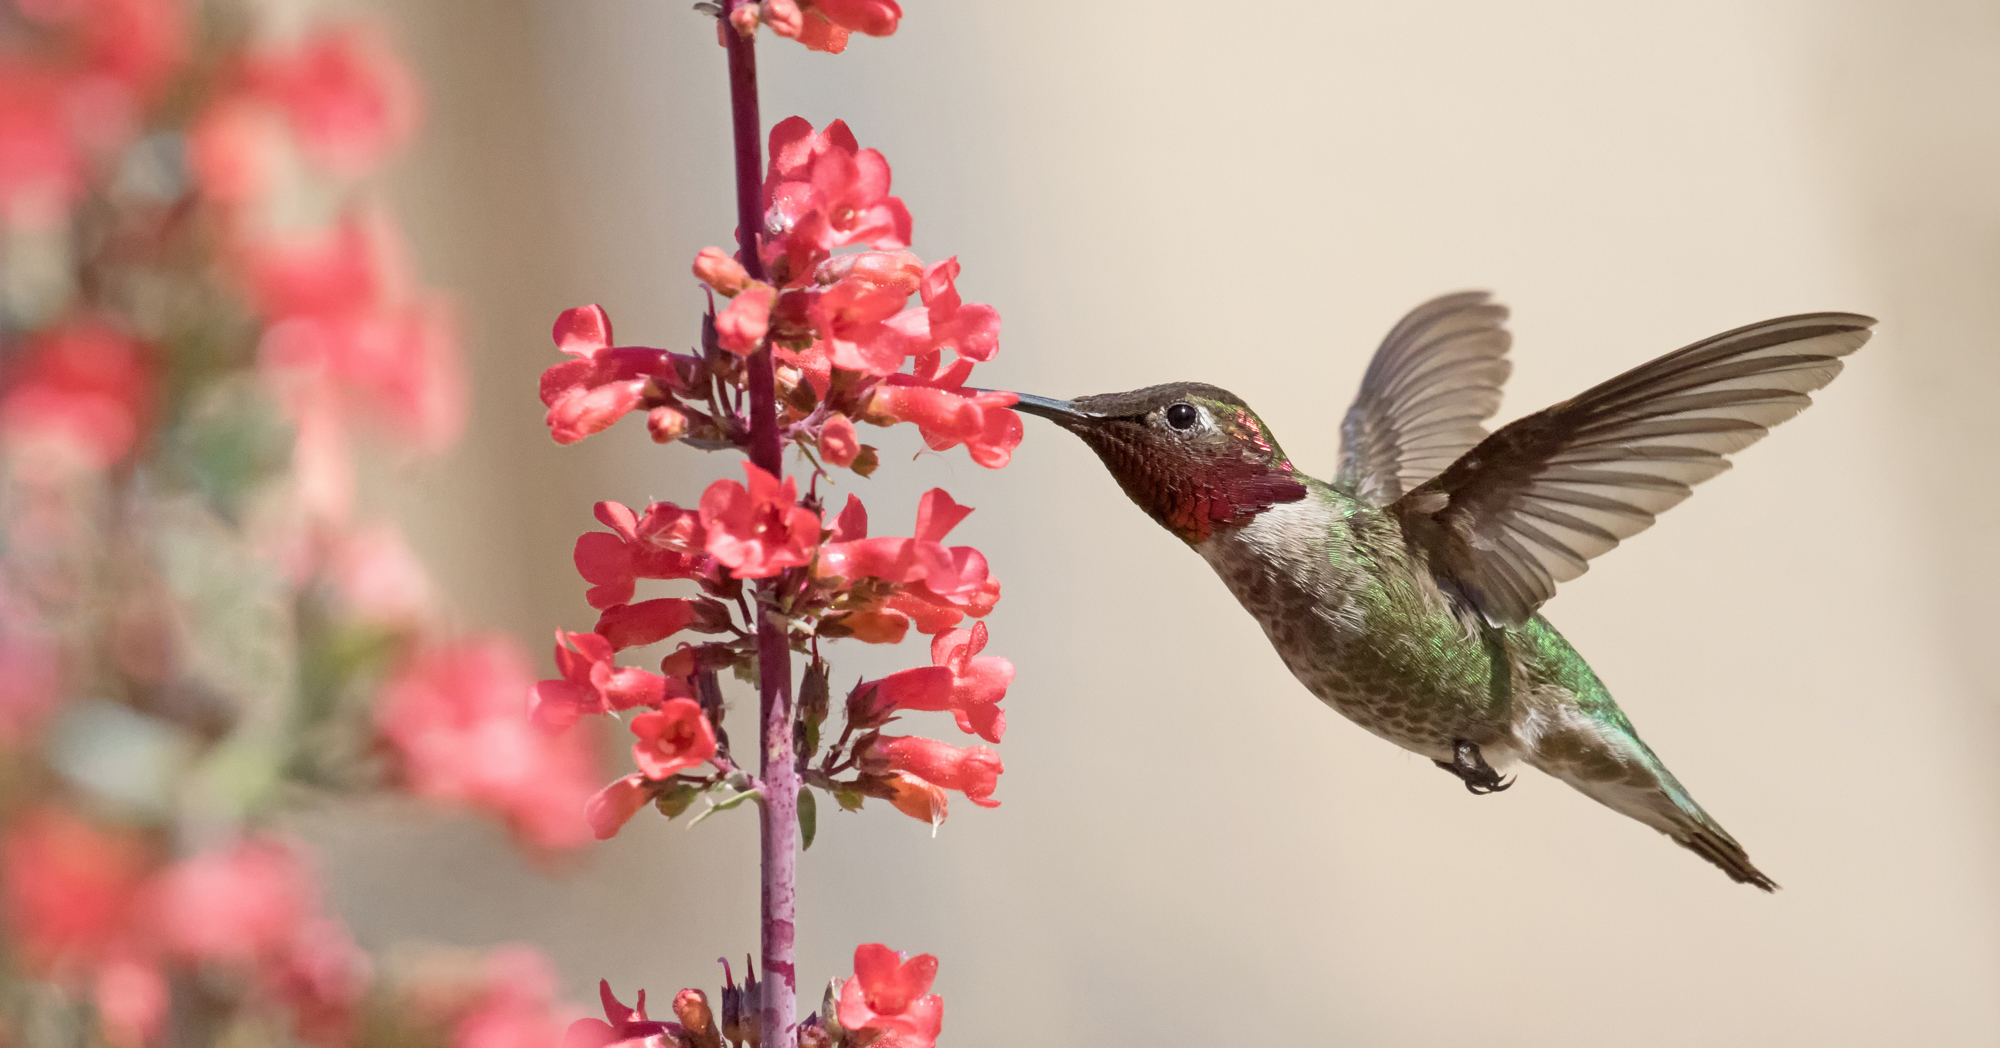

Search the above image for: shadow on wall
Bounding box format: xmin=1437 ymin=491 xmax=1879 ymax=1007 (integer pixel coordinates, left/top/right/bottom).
xmin=322 ymin=2 xmax=2000 ymax=1046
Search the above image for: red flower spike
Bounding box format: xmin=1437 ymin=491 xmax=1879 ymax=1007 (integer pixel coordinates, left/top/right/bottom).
xmin=630 ymin=698 xmax=718 ymax=780
xmin=869 ymin=736 xmax=1002 ymax=808
xmin=815 ymin=0 xmax=902 ymax=37
xmin=716 ymin=282 xmax=775 ymax=356
xmin=837 ymin=944 xmax=944 ymax=1048
xmin=585 ymin=775 xmax=654 ymax=841
xmin=700 ymin=464 xmax=820 ymax=579
xmin=819 ymin=413 xmax=860 ymax=467
xmin=694 ymin=246 xmax=751 ymax=296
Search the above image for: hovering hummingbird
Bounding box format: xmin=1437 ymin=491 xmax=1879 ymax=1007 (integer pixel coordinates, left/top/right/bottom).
xmin=1010 ymin=293 xmax=1873 ymax=889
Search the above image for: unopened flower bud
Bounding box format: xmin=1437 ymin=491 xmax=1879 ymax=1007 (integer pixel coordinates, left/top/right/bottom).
xmin=728 ymin=2 xmax=760 ymax=37
xmin=694 ymin=247 xmax=751 ymax=296
xmin=796 ymin=1016 xmax=832 ymax=1048
xmin=674 ymin=988 xmax=722 ymax=1048
xmin=719 ymin=961 xmax=744 ymax=1045
xmin=649 ymin=406 xmax=690 ymax=443
xmin=740 ymin=956 xmax=762 ymax=1047
xmin=819 ymin=979 xmax=846 ymax=1040
xmin=818 ymin=413 xmax=859 ymax=467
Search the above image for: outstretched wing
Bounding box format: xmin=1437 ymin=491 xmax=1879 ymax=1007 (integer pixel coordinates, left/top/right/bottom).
xmin=1394 ymin=312 xmax=1875 ymax=627
xmin=1336 ymin=292 xmax=1513 ymax=506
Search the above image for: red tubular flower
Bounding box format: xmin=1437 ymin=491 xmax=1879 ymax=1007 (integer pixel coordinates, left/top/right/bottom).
xmin=530 ymin=629 xmax=685 ymax=732
xmin=883 ymin=772 xmax=948 ymax=827
xmin=244 ymin=24 xmax=418 ymax=176
xmin=837 ymin=944 xmax=944 ymax=1048
xmin=629 ymin=697 xmax=718 ymax=780
xmin=918 ymin=257 xmax=1001 ymax=363
xmin=594 ymin=598 xmax=705 ymax=652
xmin=538 ymin=304 xmax=683 ymax=445
xmin=811 ymin=275 xmax=924 ymax=375
xmin=700 ymin=463 xmax=820 ymax=579
xmin=815 ymin=0 xmax=902 ymax=37
xmin=585 ymin=775 xmax=652 ymax=841
xmin=574 ymin=500 xmax=709 ymax=610
xmin=759 ymin=117 xmax=911 ymax=284
xmin=376 ymin=638 xmax=600 ymax=849
xmin=869 ymin=735 xmax=1002 ymax=808
xmin=816 ymin=489 xmax=1000 ymax=631
xmin=450 ymin=949 xmax=573 ymax=1048
xmin=873 ymin=361 xmax=1022 ymax=469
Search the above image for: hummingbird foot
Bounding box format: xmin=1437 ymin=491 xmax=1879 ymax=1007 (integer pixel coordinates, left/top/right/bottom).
xmin=1434 ymin=740 xmax=1514 ymax=795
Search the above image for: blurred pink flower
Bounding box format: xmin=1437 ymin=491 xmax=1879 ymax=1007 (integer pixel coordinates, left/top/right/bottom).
xmin=451 ymin=948 xmax=576 ymax=1048
xmin=376 ymin=638 xmax=601 ymax=849
xmin=154 ymin=836 xmax=316 ymax=964
xmin=565 ymin=981 xmax=684 ymax=1048
xmin=0 ymin=806 xmax=154 ymax=975
xmin=328 ymin=523 xmax=435 ymax=626
xmin=245 ymin=24 xmax=418 ymax=175
xmin=0 ymin=319 xmax=152 ymax=476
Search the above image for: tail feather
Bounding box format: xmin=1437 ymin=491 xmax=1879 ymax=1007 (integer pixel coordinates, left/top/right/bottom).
xmin=1526 ymin=718 xmax=1777 ymax=891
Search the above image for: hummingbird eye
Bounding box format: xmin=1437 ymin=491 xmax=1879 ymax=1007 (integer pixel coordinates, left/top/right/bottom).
xmin=1164 ymin=402 xmax=1199 ymax=430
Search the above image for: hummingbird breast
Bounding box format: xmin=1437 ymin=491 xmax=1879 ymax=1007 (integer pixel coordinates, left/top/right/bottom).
xmin=1196 ymin=482 xmax=1519 ymax=762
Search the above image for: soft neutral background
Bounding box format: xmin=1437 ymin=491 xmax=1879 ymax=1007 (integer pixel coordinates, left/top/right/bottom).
xmin=313 ymin=1 xmax=2000 ymax=1044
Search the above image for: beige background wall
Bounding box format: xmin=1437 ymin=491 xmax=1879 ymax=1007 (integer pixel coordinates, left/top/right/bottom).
xmin=311 ymin=2 xmax=2000 ymax=1044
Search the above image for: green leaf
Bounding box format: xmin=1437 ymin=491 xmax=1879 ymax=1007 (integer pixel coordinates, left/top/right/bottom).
xmin=687 ymin=786 xmax=761 ymax=828
xmin=832 ymin=786 xmax=866 ymax=812
xmin=797 ymin=787 xmax=818 ymax=850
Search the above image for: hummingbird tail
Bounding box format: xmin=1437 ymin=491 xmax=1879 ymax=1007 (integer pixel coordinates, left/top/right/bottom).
xmin=1526 ymin=720 xmax=1778 ymax=891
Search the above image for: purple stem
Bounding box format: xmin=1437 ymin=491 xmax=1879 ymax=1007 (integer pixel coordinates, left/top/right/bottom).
xmin=721 ymin=6 xmax=798 ymax=1045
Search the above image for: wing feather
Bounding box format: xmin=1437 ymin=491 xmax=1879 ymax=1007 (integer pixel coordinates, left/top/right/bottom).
xmin=1337 ymin=292 xmax=1513 ymax=506
xmin=1395 ymin=312 xmax=1874 ymax=626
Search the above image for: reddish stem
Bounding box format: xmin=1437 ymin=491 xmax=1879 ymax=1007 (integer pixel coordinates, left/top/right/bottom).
xmin=722 ymin=6 xmax=798 ymax=1045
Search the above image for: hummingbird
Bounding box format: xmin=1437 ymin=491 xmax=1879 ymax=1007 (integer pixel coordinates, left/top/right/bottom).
xmin=1010 ymin=293 xmax=1873 ymax=889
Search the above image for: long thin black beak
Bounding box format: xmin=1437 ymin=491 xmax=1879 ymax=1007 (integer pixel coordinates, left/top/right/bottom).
xmin=1006 ymin=392 xmax=1086 ymax=423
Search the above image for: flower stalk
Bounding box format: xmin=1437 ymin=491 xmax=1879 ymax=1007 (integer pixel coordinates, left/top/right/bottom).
xmin=721 ymin=2 xmax=800 ymax=1042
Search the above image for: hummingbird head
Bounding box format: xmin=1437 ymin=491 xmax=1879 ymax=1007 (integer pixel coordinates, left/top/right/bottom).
xmin=1010 ymin=382 xmax=1310 ymax=543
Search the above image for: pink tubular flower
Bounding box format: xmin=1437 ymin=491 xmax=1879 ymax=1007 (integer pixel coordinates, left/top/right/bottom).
xmin=716 ymin=282 xmax=775 ymax=355
xmin=629 ymin=697 xmax=718 ymax=780
xmin=565 ymin=981 xmax=684 ymax=1048
xmin=700 ymin=463 xmax=819 ymax=579
xmin=574 ymin=499 xmax=709 ymax=610
xmin=0 ymin=319 xmax=152 ymax=476
xmin=376 ymin=638 xmax=600 ymax=849
xmin=869 ymin=735 xmax=1002 ymax=808
xmin=837 ymin=943 xmax=944 ymax=1048
xmin=529 ymin=629 xmax=684 ymax=733
xmin=539 ymin=305 xmax=685 ymax=445
xmin=244 ymin=24 xmax=418 ymax=175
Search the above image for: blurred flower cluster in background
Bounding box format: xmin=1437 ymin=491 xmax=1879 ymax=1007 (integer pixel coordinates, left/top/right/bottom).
xmin=0 ymin=0 xmax=595 ymax=1042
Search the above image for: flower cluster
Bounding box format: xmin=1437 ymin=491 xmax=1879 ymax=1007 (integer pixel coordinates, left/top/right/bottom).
xmin=539 ymin=117 xmax=1021 ymax=472
xmin=0 ymin=2 xmax=593 ymax=1044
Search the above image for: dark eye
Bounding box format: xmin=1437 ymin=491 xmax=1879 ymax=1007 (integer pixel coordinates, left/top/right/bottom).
xmin=1165 ymin=403 xmax=1199 ymax=430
